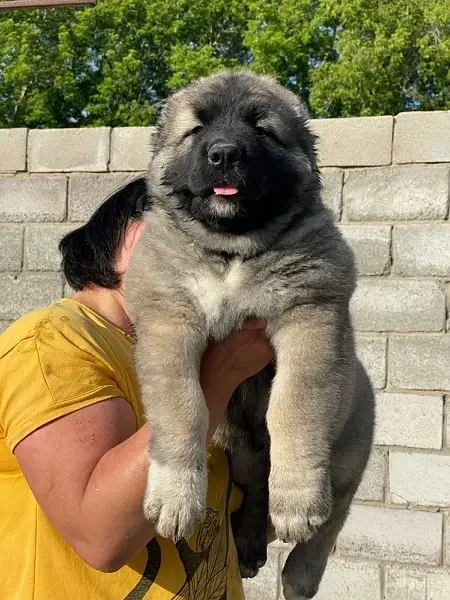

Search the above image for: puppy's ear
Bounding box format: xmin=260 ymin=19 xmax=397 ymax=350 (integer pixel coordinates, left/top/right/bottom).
xmin=149 ymin=99 xmax=170 ymax=158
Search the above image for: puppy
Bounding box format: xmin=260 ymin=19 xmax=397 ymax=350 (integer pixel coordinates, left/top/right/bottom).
xmin=125 ymin=70 xmax=374 ymax=599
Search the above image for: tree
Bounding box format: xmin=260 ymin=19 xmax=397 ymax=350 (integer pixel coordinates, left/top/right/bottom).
xmin=308 ymin=0 xmax=450 ymax=116
xmin=0 ymin=0 xmax=448 ymax=128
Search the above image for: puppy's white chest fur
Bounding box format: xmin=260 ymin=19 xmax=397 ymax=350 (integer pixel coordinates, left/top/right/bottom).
xmin=186 ymin=257 xmax=289 ymax=339
xmin=189 ymin=258 xmax=246 ymax=323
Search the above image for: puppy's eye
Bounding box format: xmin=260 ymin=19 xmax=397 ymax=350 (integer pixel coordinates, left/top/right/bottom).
xmin=255 ymin=126 xmax=282 ymax=145
xmin=186 ymin=125 xmax=203 ymax=138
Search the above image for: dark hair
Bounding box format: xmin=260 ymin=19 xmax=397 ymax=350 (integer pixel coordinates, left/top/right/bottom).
xmin=60 ymin=177 xmax=151 ymax=291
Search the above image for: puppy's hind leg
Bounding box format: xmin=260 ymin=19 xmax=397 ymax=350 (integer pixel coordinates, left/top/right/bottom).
xmin=281 ymin=489 xmax=352 ymax=600
xmin=232 ymin=479 xmax=269 ymax=578
xmin=214 ymin=370 xmax=272 ymax=578
xmin=282 ymin=362 xmax=374 ymax=600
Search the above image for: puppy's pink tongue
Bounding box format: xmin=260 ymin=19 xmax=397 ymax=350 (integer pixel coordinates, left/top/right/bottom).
xmin=214 ymin=185 xmax=238 ymax=196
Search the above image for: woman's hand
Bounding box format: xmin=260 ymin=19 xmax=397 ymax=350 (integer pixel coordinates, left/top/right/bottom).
xmin=200 ymin=320 xmax=274 ymax=438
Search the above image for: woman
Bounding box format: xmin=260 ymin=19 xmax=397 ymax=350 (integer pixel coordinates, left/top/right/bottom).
xmin=0 ymin=178 xmax=273 ymax=600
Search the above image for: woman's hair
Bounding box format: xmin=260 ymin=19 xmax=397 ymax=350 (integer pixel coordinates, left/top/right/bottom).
xmin=59 ymin=177 xmax=151 ymax=291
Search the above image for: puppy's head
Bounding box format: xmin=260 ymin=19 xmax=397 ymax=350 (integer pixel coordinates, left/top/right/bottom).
xmin=150 ymin=70 xmax=318 ymax=234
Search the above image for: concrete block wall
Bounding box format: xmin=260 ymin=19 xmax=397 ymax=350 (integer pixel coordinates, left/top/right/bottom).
xmin=0 ymin=111 xmax=449 ymax=599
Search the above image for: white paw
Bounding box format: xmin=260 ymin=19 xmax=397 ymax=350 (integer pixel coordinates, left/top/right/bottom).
xmin=269 ymin=473 xmax=332 ymax=543
xmin=143 ymin=461 xmax=208 ymax=541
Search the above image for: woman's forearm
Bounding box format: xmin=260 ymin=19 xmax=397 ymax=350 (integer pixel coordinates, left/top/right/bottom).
xmin=79 ymin=378 xmax=236 ymax=571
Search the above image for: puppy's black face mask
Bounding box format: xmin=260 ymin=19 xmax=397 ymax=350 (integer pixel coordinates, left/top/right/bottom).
xmin=157 ymin=74 xmax=317 ymax=234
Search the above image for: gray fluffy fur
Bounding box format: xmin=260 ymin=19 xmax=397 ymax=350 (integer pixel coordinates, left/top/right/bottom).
xmin=125 ymin=70 xmax=374 ymax=600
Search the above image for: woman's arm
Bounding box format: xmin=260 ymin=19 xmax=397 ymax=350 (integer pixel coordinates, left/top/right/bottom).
xmin=14 ymin=322 xmax=273 ymax=573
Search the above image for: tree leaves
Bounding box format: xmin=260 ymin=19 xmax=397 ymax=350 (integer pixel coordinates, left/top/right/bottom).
xmin=0 ymin=0 xmax=448 ymax=127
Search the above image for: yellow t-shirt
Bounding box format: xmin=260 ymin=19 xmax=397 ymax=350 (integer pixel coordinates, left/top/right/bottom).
xmin=0 ymin=298 xmax=244 ymax=600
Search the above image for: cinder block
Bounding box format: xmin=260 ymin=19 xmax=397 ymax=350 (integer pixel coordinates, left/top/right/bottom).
xmin=311 ymin=559 xmax=381 ymax=600
xmin=446 ymin=288 xmax=450 ymax=333
xmin=355 ymin=334 xmax=386 ymax=389
xmin=0 ymin=128 xmax=27 ymax=172
xmin=390 ymin=452 xmax=450 ymax=507
xmin=68 ymin=173 xmax=138 ymax=221
xmin=393 ymin=224 xmax=450 ymax=277
xmin=446 ymin=396 xmax=450 ymax=449
xmin=63 ymin=282 xmax=74 ymax=298
xmin=311 ymin=116 xmax=393 ymax=167
xmin=24 ymin=225 xmax=76 ymax=271
xmin=375 ymin=393 xmax=443 ymax=449
xmin=0 ymin=176 xmax=67 ymax=222
xmin=0 ymin=321 xmax=12 ymax=334
xmin=321 ymin=169 xmax=343 ymax=220
xmin=394 ymin=111 xmax=450 ymax=163
xmin=355 ymin=448 xmax=386 ymax=502
xmin=351 ymin=279 xmax=445 ymax=332
xmin=0 ymin=225 xmax=23 ymax=271
xmin=28 ymin=128 xmax=110 ymax=172
xmin=385 ymin=566 xmax=450 ymax=600
xmin=338 ymin=504 xmax=442 ymax=565
xmin=389 ymin=335 xmax=450 ymax=391
xmin=344 ymin=166 xmax=449 ymax=221
xmin=243 ymin=547 xmax=280 ymax=600
xmin=0 ymin=273 xmax=62 ymax=321
xmin=339 ymin=225 xmax=391 ymax=276
xmin=446 ymin=513 xmax=450 ymax=566
xmin=110 ymin=127 xmax=153 ymax=171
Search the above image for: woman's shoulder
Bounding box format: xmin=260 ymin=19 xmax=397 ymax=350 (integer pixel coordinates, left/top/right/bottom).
xmin=0 ymin=301 xmax=68 ymax=355
xmin=0 ymin=298 xmax=127 ymax=360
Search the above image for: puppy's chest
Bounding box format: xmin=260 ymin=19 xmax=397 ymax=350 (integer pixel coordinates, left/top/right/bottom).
xmin=185 ymin=257 xmax=293 ymax=331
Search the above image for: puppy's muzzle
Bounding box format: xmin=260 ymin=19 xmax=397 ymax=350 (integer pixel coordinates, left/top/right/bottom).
xmin=208 ymin=142 xmax=241 ymax=173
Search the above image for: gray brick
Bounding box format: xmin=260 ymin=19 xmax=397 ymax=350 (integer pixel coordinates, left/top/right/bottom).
xmin=0 ymin=273 xmax=62 ymax=321
xmin=321 ymin=169 xmax=342 ymax=220
xmin=355 ymin=448 xmax=386 ymax=502
xmin=385 ymin=566 xmax=450 ymax=600
xmin=390 ymin=452 xmax=450 ymax=507
xmin=338 ymin=504 xmax=442 ymax=565
xmin=375 ymin=393 xmax=443 ymax=449
xmin=28 ymin=128 xmax=110 ymax=172
xmin=243 ymin=547 xmax=280 ymax=600
xmin=351 ymin=279 xmax=445 ymax=332
xmin=446 ymin=396 xmax=450 ymax=449
xmin=311 ymin=116 xmax=393 ymax=167
xmin=110 ymin=127 xmax=153 ymax=171
xmin=389 ymin=335 xmax=450 ymax=391
xmin=0 ymin=321 xmax=12 ymax=334
xmin=446 ymin=513 xmax=450 ymax=566
xmin=24 ymin=224 xmax=76 ymax=271
xmin=393 ymin=224 xmax=450 ymax=277
xmin=311 ymin=559 xmax=381 ymax=600
xmin=0 ymin=224 xmax=23 ymax=271
xmin=394 ymin=111 xmax=450 ymax=164
xmin=0 ymin=128 xmax=27 ymax=172
xmin=68 ymin=173 xmax=138 ymax=221
xmin=344 ymin=166 xmax=449 ymax=221
xmin=339 ymin=225 xmax=391 ymax=276
xmin=356 ymin=334 xmax=387 ymax=389
xmin=63 ymin=282 xmax=74 ymax=298
xmin=446 ymin=288 xmax=450 ymax=333
xmin=0 ymin=176 xmax=66 ymax=222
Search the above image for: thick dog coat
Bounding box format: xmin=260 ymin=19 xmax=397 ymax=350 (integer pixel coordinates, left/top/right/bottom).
xmin=125 ymin=70 xmax=374 ymax=599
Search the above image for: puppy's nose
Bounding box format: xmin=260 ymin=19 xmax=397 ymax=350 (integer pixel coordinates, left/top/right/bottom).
xmin=208 ymin=143 xmax=241 ymax=171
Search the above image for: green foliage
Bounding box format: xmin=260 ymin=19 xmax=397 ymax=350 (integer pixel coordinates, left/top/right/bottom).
xmin=0 ymin=0 xmax=448 ymax=127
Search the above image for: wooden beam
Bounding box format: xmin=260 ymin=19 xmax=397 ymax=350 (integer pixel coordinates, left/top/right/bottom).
xmin=0 ymin=0 xmax=95 ymax=10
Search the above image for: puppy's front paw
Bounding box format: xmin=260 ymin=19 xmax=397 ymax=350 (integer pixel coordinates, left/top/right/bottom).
xmin=269 ymin=470 xmax=332 ymax=543
xmin=143 ymin=462 xmax=207 ymax=541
